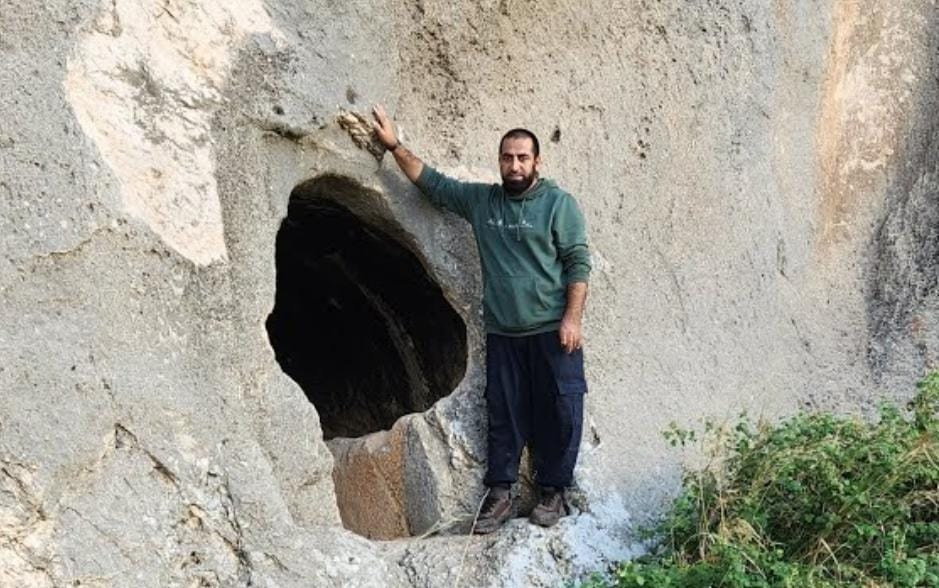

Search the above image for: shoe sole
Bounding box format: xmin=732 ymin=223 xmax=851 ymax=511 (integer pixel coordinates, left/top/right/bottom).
xmin=528 ymin=514 xmax=560 ymax=527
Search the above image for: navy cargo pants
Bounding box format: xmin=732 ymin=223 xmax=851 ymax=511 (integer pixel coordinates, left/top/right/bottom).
xmin=483 ymin=330 xmax=586 ymax=489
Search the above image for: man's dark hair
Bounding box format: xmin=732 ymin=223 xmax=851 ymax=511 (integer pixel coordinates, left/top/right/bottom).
xmin=500 ymin=128 xmax=540 ymax=157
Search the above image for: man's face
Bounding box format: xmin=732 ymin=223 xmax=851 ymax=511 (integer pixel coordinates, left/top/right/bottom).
xmin=499 ymin=136 xmax=540 ymax=195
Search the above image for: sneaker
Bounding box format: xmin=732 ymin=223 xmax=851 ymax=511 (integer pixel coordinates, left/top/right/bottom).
xmin=529 ymin=487 xmax=565 ymax=527
xmin=472 ymin=486 xmax=514 ymax=534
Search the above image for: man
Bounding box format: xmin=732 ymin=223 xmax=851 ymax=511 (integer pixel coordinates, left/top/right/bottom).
xmin=371 ymin=105 xmax=590 ymax=533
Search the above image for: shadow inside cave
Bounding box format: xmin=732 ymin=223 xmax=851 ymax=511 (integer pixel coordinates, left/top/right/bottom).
xmin=265 ymin=175 xmax=467 ymax=440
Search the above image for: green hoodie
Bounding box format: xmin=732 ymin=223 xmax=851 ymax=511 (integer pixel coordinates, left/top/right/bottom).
xmin=416 ymin=165 xmax=591 ymax=336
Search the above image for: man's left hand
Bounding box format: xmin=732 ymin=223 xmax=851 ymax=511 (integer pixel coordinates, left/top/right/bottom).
xmin=559 ymin=317 xmax=582 ymax=354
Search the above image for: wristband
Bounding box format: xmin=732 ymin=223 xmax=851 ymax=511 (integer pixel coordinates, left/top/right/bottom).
xmin=388 ymin=141 xmax=400 ymax=152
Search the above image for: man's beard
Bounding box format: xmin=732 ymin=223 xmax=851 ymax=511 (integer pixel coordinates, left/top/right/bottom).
xmin=502 ymin=171 xmax=536 ymax=195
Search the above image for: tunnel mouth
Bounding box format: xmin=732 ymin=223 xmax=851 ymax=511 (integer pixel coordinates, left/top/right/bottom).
xmin=266 ymin=175 xmax=467 ymax=441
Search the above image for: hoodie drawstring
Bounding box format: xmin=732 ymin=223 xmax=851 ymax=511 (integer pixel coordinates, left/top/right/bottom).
xmin=516 ymin=198 xmax=526 ymax=242
xmin=502 ymin=178 xmax=538 ymax=241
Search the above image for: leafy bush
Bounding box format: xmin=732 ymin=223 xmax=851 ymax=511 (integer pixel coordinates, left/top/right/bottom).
xmin=582 ymin=372 xmax=939 ymax=588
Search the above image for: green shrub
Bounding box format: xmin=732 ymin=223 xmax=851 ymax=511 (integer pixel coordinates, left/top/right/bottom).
xmin=582 ymin=372 xmax=939 ymax=588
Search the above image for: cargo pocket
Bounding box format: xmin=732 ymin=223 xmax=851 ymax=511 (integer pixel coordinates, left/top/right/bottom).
xmin=552 ymin=345 xmax=587 ymax=396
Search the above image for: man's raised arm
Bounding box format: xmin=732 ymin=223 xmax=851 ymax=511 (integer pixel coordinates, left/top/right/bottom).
xmin=371 ymin=104 xmax=482 ymax=222
xmin=372 ymin=104 xmax=423 ymax=183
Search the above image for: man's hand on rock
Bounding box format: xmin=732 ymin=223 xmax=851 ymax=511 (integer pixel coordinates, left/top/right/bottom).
xmin=559 ymin=317 xmax=582 ymax=354
xmin=372 ymin=104 xmax=398 ymax=150
xmin=370 ymin=104 xmax=424 ymax=181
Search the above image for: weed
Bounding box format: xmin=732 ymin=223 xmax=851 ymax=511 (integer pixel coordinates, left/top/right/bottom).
xmin=580 ymin=372 xmax=939 ymax=588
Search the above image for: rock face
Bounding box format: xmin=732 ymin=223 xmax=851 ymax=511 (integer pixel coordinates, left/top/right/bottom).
xmin=1 ymin=0 xmax=936 ymax=585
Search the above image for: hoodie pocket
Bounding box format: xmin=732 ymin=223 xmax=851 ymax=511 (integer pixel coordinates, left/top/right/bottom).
xmin=484 ymin=275 xmax=546 ymax=330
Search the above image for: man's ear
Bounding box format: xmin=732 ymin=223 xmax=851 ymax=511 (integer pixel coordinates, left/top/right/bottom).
xmin=535 ymin=154 xmax=543 ymax=170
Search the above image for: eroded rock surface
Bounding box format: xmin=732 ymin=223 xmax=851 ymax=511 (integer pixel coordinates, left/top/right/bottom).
xmin=1 ymin=0 xmax=937 ymax=585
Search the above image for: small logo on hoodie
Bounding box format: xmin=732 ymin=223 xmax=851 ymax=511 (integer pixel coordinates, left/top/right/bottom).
xmin=487 ymin=217 xmax=532 ymax=230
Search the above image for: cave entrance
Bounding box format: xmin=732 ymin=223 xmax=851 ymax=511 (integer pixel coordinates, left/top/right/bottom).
xmin=265 ymin=175 xmax=467 ymax=441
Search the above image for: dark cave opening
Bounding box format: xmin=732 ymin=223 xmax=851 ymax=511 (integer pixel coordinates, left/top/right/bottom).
xmin=265 ymin=175 xmax=467 ymax=440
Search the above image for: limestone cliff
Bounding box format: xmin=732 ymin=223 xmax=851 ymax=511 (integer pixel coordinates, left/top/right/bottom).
xmin=1 ymin=0 xmax=936 ymax=585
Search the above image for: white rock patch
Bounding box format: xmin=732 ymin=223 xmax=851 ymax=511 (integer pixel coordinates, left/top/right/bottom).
xmin=64 ymin=0 xmax=282 ymax=265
